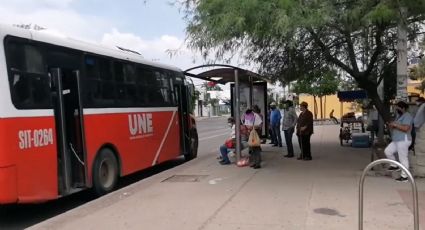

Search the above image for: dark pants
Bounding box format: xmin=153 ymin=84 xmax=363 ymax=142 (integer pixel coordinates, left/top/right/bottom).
xmin=250 ymin=146 xmax=262 ymax=166
xmin=269 ymin=127 xmax=276 ymax=144
xmin=284 ymin=128 xmax=295 ymax=155
xmin=330 ymin=116 xmax=339 ymax=124
xmin=219 ymin=145 xmax=231 ymax=163
xmin=297 ymin=134 xmax=312 ymax=159
xmin=410 ymin=124 xmax=416 ymax=151
xmin=272 ymin=124 xmax=282 ymax=146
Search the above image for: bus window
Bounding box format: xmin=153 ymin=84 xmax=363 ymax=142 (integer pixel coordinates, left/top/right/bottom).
xmin=101 ymin=81 xmax=116 ymax=104
xmin=124 ymin=64 xmax=136 ymax=83
xmin=7 ymin=42 xmax=25 ymax=72
xmin=126 ymin=84 xmax=138 ymax=105
xmin=31 ymin=74 xmax=51 ymax=106
xmin=46 ymin=49 xmax=80 ymax=70
xmin=156 ymin=70 xmax=172 ymax=106
xmin=85 ymin=56 xmax=98 ymax=79
xmin=11 ymin=73 xmax=31 ymax=106
xmin=5 ymin=40 xmax=51 ymax=109
xmin=116 ymin=83 xmax=126 ymax=102
xmin=83 ymin=79 xmax=102 ymax=106
xmin=114 ymin=62 xmax=124 ymax=82
xmin=99 ymin=58 xmax=112 ymax=81
xmin=23 ymin=45 xmax=45 ymax=74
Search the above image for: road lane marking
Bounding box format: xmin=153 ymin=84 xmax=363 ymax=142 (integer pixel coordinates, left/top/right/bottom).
xmin=198 ymin=128 xmax=228 ymax=137
xmin=199 ymin=133 xmax=228 ymax=141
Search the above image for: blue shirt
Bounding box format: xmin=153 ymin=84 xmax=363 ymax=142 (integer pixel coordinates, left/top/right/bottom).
xmin=270 ymin=109 xmax=282 ymax=126
xmin=392 ymin=112 xmax=413 ymax=142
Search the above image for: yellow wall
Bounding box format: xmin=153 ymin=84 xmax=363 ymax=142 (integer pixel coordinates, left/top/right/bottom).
xmin=298 ymin=83 xmax=423 ymax=120
xmin=408 ymin=85 xmax=424 ymax=98
xmin=299 ymin=94 xmax=357 ymax=119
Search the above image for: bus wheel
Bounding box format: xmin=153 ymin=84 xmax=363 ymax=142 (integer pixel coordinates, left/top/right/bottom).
xmin=185 ymin=130 xmax=198 ymax=161
xmin=92 ymin=148 xmax=119 ymax=196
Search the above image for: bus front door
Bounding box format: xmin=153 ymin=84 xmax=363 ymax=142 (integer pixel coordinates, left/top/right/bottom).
xmin=175 ymin=84 xmax=189 ymax=155
xmin=50 ymin=68 xmax=87 ymax=195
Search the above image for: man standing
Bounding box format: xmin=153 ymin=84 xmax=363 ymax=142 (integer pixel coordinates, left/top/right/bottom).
xmin=282 ymin=100 xmax=298 ymax=157
xmin=268 ymin=106 xmax=277 ymax=144
xmin=270 ymin=102 xmax=282 ymax=147
xmin=296 ymin=101 xmax=314 ymax=160
xmin=385 ymin=101 xmax=413 ymax=182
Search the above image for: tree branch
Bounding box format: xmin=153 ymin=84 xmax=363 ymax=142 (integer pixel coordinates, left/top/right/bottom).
xmin=307 ymin=28 xmax=356 ymax=77
xmin=364 ymin=24 xmax=385 ymax=78
xmin=342 ymin=28 xmax=360 ymax=73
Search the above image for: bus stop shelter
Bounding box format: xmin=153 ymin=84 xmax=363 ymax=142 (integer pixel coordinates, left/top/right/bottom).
xmin=184 ymin=64 xmax=268 ymax=162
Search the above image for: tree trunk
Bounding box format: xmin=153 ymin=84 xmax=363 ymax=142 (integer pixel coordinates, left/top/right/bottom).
xmin=324 ymin=96 xmax=327 ymax=118
xmin=319 ymin=96 xmax=323 ymax=119
xmin=313 ymin=96 xmax=318 ymax=119
xmin=354 ymin=73 xmax=391 ymax=122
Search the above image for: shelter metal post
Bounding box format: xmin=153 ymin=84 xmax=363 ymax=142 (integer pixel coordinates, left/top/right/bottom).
xmin=249 ymin=76 xmax=253 ymax=109
xmin=234 ymin=69 xmax=241 ymax=162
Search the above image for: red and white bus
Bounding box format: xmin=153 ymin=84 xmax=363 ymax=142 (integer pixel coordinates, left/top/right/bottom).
xmin=0 ymin=25 xmax=198 ymax=204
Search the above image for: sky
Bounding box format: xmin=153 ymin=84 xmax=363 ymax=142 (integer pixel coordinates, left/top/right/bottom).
xmin=0 ymin=0 xmax=199 ymax=68
xmin=0 ymin=0 xmax=279 ymax=100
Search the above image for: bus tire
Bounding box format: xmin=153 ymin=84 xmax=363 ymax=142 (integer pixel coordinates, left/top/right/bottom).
xmin=92 ymin=148 xmax=119 ymax=196
xmin=185 ymin=130 xmax=198 ymax=161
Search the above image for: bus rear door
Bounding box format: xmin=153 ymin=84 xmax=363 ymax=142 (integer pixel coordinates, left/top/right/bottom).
xmin=50 ymin=68 xmax=87 ymax=195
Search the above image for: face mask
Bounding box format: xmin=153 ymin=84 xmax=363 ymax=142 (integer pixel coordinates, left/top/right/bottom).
xmin=246 ymin=110 xmax=252 ymax=114
xmin=396 ymin=109 xmax=403 ymax=115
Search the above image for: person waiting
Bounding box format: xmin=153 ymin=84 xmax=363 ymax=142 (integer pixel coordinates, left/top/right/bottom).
xmin=218 ymin=117 xmax=248 ymax=165
xmin=385 ymin=101 xmax=413 ymax=182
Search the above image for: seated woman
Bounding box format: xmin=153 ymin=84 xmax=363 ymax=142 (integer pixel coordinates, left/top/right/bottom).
xmin=219 ymin=117 xmax=248 ymax=165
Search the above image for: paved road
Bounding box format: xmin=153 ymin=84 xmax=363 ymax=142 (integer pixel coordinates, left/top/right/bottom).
xmin=0 ymin=116 xmax=229 ymax=230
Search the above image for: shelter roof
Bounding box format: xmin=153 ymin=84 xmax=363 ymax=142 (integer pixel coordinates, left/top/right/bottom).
xmin=184 ymin=65 xmax=268 ymax=84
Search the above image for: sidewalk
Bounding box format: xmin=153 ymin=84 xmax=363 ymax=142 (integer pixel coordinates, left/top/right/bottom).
xmin=30 ymin=125 xmax=425 ymax=230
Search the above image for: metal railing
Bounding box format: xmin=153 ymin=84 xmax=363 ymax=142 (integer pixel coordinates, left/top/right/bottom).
xmin=359 ymin=159 xmax=419 ymax=230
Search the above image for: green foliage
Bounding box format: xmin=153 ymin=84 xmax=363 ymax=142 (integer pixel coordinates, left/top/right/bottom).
xmin=181 ymin=0 xmax=425 ymax=121
xmin=292 ymin=69 xmax=340 ymax=97
xmin=191 ymin=89 xmax=200 ymax=112
xmin=409 ymin=40 xmax=425 ymax=93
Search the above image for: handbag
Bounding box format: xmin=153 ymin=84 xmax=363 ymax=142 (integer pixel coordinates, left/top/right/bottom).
xmin=225 ymin=138 xmax=235 ymax=148
xmin=248 ymin=129 xmax=261 ymax=147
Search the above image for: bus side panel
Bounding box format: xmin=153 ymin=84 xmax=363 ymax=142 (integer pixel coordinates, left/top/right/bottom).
xmin=157 ymin=111 xmax=181 ymax=164
xmin=2 ymin=117 xmax=58 ymax=203
xmin=84 ymin=110 xmax=180 ymax=180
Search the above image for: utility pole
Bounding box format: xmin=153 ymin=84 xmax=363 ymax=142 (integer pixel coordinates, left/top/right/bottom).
xmin=377 ymin=79 xmax=385 ymax=144
xmin=396 ymin=7 xmax=408 ymax=102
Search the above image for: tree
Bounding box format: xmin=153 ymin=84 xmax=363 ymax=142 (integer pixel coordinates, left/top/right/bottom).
xmin=191 ymin=89 xmax=200 ymax=113
xmin=293 ymin=68 xmax=340 ymax=119
xmin=180 ymin=0 xmax=425 ymax=122
xmin=409 ymin=40 xmax=425 ymax=93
